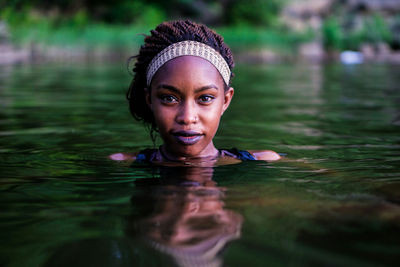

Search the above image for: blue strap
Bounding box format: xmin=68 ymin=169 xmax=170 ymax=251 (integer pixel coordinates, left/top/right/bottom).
xmin=135 ymin=153 xmax=147 ymax=162
xmin=135 ymin=149 xmax=157 ymax=163
xmin=236 ymin=150 xmax=256 ymax=161
xmin=237 ymin=150 xmax=256 ymax=161
xmin=225 ymin=148 xmax=256 ymax=161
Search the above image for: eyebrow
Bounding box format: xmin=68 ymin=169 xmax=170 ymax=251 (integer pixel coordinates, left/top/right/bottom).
xmin=156 ymin=84 xmax=219 ymax=93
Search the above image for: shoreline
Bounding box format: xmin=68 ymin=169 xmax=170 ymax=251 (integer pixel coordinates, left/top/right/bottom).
xmin=2 ymin=42 xmax=400 ymax=65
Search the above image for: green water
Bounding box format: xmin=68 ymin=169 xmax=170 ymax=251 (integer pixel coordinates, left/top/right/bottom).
xmin=0 ymin=62 xmax=399 ymax=267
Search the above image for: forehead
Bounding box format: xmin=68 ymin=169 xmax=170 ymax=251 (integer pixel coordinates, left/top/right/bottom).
xmin=151 ymin=56 xmax=224 ymax=88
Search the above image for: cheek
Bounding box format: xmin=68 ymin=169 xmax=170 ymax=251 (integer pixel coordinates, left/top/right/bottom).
xmin=203 ymin=107 xmax=222 ymax=132
xmin=206 ymin=99 xmax=225 ymax=121
xmin=152 ymin=104 xmax=174 ymax=129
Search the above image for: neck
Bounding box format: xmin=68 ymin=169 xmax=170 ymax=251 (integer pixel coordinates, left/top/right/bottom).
xmin=160 ymin=143 xmax=219 ymax=162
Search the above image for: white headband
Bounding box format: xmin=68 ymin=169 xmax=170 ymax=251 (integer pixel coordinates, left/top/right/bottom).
xmin=146 ymin=40 xmax=231 ymax=87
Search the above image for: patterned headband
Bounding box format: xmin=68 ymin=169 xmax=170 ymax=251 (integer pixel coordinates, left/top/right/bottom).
xmin=146 ymin=40 xmax=231 ymax=87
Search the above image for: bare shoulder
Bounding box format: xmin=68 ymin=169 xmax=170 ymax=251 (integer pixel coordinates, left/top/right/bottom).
xmin=109 ymin=152 xmax=136 ymax=162
xmin=248 ymin=150 xmax=281 ymax=161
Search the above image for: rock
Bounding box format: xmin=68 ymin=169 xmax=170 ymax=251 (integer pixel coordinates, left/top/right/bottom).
xmin=340 ymin=50 xmax=364 ymax=64
xmin=282 ymin=0 xmax=334 ymax=32
xmin=0 ymin=21 xmax=30 ymax=64
xmin=377 ymin=42 xmax=391 ymax=56
xmin=0 ymin=21 xmax=10 ymax=43
xmin=346 ymin=0 xmax=400 ymax=13
xmin=298 ymin=41 xmax=325 ymax=62
xmin=360 ymin=43 xmax=375 ymax=60
xmin=0 ymin=44 xmax=30 ymax=64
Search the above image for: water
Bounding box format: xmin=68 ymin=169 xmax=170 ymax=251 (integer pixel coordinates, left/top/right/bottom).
xmin=1 ymin=62 xmax=399 ymax=267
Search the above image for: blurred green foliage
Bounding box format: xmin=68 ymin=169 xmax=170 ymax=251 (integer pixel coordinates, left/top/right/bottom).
xmin=3 ymin=0 xmax=396 ymax=52
xmin=322 ymin=13 xmax=394 ymax=51
xmin=225 ymin=0 xmax=283 ymax=27
xmin=322 ymin=17 xmax=342 ymax=51
xmin=1 ymin=0 xmax=283 ymax=27
xmin=1 ymin=0 xmax=301 ymax=50
xmin=1 ymin=0 xmax=167 ymax=27
xmin=363 ymin=14 xmax=393 ymax=44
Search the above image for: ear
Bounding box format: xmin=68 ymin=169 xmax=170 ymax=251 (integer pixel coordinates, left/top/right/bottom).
xmin=222 ymin=87 xmax=234 ymax=115
xmin=145 ymin=87 xmax=152 ymax=111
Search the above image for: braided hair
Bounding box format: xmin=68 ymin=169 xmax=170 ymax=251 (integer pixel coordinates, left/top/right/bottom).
xmin=127 ymin=20 xmax=234 ymax=137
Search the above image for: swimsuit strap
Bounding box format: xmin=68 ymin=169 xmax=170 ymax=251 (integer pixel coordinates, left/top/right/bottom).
xmin=219 ymin=148 xmax=256 ymax=161
xmin=135 ymin=148 xmax=158 ymax=163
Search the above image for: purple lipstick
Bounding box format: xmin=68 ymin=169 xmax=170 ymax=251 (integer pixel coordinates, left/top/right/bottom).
xmin=172 ymin=130 xmax=202 ymax=145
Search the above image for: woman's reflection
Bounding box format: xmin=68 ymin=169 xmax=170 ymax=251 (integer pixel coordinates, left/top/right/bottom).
xmin=128 ymin=166 xmax=243 ymax=267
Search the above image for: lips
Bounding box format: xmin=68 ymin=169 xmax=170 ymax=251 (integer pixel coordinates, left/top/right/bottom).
xmin=172 ymin=130 xmax=203 ymax=145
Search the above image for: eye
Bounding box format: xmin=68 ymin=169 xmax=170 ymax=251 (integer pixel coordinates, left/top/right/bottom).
xmin=159 ymin=94 xmax=178 ymax=104
xmin=198 ymin=95 xmax=215 ymax=104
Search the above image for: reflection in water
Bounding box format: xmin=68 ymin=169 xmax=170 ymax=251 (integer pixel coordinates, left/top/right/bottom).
xmin=44 ymin=167 xmax=242 ymax=267
xmin=128 ymin=167 xmax=243 ymax=267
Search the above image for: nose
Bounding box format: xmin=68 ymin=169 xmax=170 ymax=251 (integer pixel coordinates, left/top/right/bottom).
xmin=176 ymin=101 xmax=198 ymax=125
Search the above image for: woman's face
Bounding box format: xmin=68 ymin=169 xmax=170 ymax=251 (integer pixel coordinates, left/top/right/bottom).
xmin=147 ymin=56 xmax=234 ymax=158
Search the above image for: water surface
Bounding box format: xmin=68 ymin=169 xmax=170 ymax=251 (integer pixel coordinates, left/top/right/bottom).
xmin=0 ymin=62 xmax=399 ymax=266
